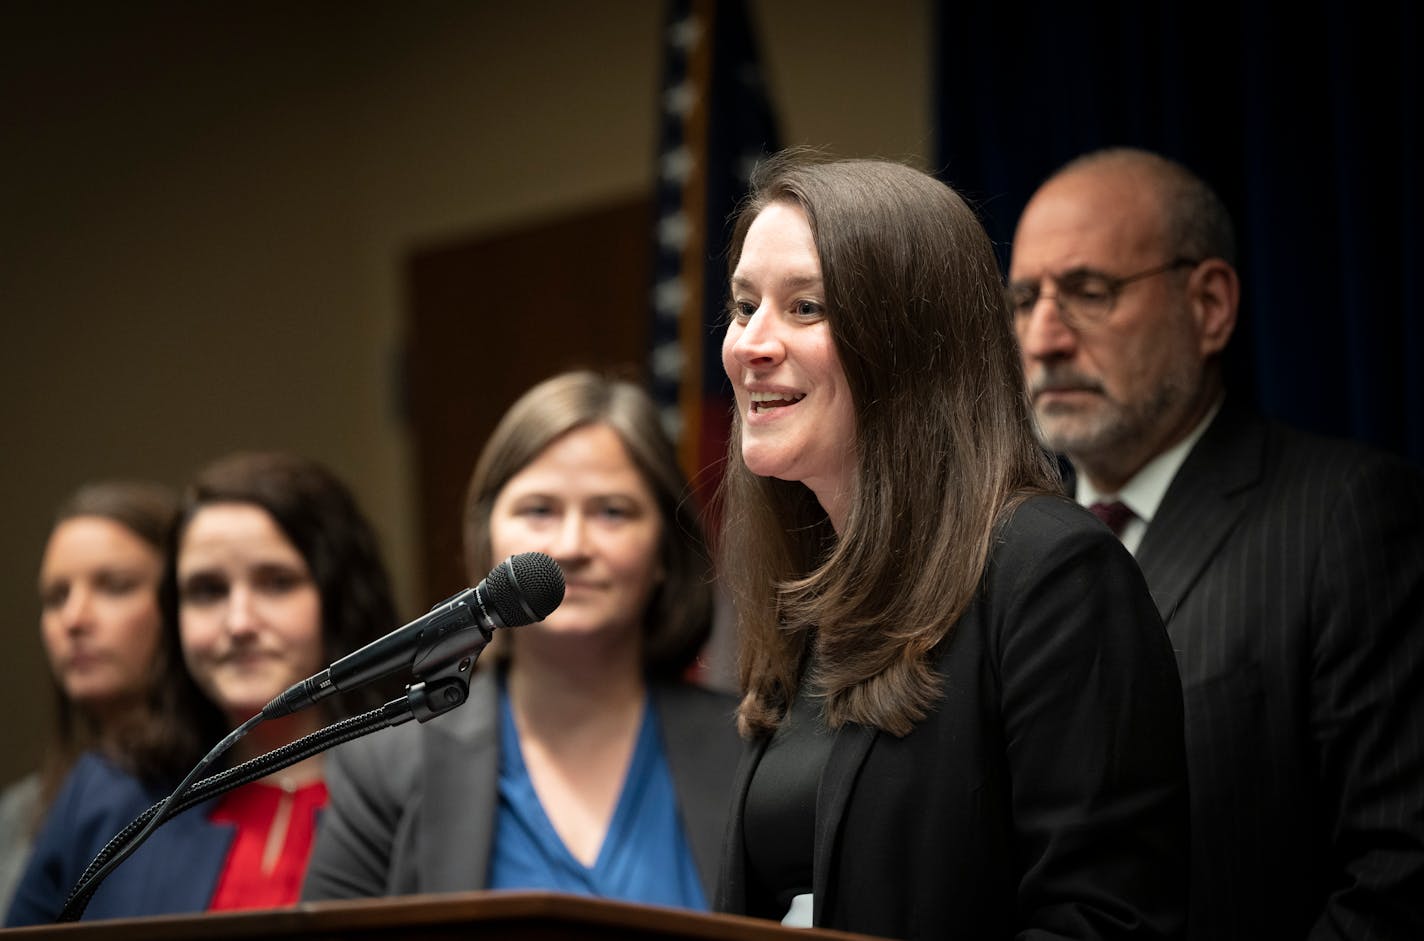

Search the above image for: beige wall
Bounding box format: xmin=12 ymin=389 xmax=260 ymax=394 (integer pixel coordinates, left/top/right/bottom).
xmin=0 ymin=0 xmax=929 ymax=789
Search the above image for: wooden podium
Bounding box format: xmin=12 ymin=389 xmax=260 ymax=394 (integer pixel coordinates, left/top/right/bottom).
xmin=0 ymin=891 xmax=885 ymax=941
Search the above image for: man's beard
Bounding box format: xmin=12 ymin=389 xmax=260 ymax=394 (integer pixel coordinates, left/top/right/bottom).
xmin=1029 ymin=359 xmax=1195 ymax=462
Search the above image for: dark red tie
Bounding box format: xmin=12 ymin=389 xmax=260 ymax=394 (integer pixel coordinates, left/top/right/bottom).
xmin=1088 ymin=500 xmax=1134 ymax=538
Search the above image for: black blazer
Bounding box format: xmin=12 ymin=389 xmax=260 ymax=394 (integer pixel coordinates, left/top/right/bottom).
xmin=302 ymin=668 xmax=740 ymax=903
xmin=1129 ymin=399 xmax=1424 ymax=940
xmin=717 ymin=495 xmax=1190 ymax=940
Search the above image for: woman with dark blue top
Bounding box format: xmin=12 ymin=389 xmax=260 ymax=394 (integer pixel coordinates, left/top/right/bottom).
xmin=7 ymin=453 xmax=400 ymax=925
xmin=302 ymin=371 xmax=739 ymax=908
xmin=1 ymin=481 xmax=178 ymax=916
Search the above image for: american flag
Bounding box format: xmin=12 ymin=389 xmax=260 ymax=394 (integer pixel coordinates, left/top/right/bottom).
xmin=647 ymin=0 xmax=779 ymax=507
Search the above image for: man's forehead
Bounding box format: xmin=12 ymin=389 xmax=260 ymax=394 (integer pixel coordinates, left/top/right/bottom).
xmin=1011 ymin=170 xmax=1165 ymax=276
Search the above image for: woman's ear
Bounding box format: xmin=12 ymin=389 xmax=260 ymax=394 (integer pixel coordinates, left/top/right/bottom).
xmin=1189 ymin=258 xmax=1239 ymax=357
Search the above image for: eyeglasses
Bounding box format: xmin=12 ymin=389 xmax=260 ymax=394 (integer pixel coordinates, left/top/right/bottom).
xmin=1006 ymin=257 xmax=1200 ymax=329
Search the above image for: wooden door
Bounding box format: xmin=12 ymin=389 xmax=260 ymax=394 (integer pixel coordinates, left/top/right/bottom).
xmin=404 ymin=197 xmax=651 ymax=602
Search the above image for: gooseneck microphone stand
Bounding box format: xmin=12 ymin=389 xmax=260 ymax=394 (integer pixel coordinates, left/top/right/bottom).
xmin=56 ymin=549 xmax=565 ymax=924
xmin=56 ymin=645 xmax=482 ymax=922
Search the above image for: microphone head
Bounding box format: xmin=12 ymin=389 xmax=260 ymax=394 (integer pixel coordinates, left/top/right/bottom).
xmin=485 ymin=551 xmax=565 ymax=626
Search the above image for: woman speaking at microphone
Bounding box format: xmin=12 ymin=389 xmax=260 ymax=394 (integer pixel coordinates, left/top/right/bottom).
xmin=7 ymin=452 xmax=399 ymax=924
xmin=302 ymin=370 xmax=738 ymax=910
xmin=712 ymin=152 xmax=1188 ymax=939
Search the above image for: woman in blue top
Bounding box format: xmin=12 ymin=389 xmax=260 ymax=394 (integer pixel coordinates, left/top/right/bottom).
xmin=302 ymin=370 xmax=740 ymax=908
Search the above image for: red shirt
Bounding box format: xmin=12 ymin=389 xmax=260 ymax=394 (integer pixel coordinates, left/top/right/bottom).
xmin=207 ymin=779 xmax=329 ymax=911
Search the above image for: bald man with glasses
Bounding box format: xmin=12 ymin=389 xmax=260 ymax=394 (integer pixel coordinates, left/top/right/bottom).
xmin=1009 ymin=147 xmax=1424 ymax=941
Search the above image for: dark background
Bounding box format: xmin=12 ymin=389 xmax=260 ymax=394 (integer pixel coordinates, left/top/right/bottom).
xmin=933 ymin=0 xmax=1421 ymax=464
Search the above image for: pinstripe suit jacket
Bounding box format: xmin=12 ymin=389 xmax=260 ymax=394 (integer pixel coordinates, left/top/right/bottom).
xmin=1100 ymin=398 xmax=1424 ymax=941
xmin=300 ymin=667 xmax=739 ymax=904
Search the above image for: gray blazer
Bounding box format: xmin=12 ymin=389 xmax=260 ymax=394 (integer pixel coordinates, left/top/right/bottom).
xmin=301 ymin=667 xmax=740 ymax=903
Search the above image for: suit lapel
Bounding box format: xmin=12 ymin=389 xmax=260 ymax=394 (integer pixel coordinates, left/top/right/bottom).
xmin=716 ymin=735 xmax=768 ymax=914
xmin=656 ymin=685 xmax=733 ymax=902
xmin=419 ymin=667 xmax=501 ymax=892
xmin=1135 ymin=400 xmax=1265 ymax=625
xmin=812 ymin=721 xmax=878 ymax=925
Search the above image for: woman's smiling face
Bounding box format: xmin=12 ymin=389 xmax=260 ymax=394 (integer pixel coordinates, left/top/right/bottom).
xmin=723 ymin=201 xmax=857 ymax=524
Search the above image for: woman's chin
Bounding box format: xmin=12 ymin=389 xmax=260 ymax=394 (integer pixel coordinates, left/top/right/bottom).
xmin=527 ymin=619 xmax=610 ymax=641
xmin=208 ymin=682 xmax=288 ymax=723
xmin=518 ymin=617 xmax=638 ymax=655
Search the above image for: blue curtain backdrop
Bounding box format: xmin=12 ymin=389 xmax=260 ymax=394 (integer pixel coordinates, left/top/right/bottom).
xmin=933 ymin=0 xmax=1421 ymax=464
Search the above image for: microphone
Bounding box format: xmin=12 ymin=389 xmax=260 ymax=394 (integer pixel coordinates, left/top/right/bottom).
xmin=262 ymin=551 xmax=564 ymax=719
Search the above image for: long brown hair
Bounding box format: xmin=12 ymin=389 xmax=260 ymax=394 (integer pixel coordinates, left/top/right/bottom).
xmin=719 ymin=152 xmax=1058 ymax=737
xmin=462 ymin=370 xmax=714 ymax=680
xmin=39 ymin=481 xmax=181 ymax=812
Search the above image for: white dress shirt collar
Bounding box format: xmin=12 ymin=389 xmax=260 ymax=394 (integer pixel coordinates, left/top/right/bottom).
xmin=1074 ymin=397 xmax=1222 ymax=556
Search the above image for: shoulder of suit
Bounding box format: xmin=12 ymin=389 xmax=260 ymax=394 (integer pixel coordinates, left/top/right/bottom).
xmin=995 ymin=493 xmax=1109 ymax=552
xmin=652 ymin=680 xmax=739 ymax=711
xmin=1256 ymin=415 xmax=1424 ymax=494
xmin=327 ymin=667 xmax=501 ymax=780
xmin=65 ymin=751 xmax=154 ymax=801
xmin=0 ymin=773 xmax=40 ymax=819
xmin=982 ymin=493 xmax=1134 ymax=595
xmin=38 ymin=752 xmax=162 ymax=852
xmin=651 ymin=681 xmax=741 ymax=741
